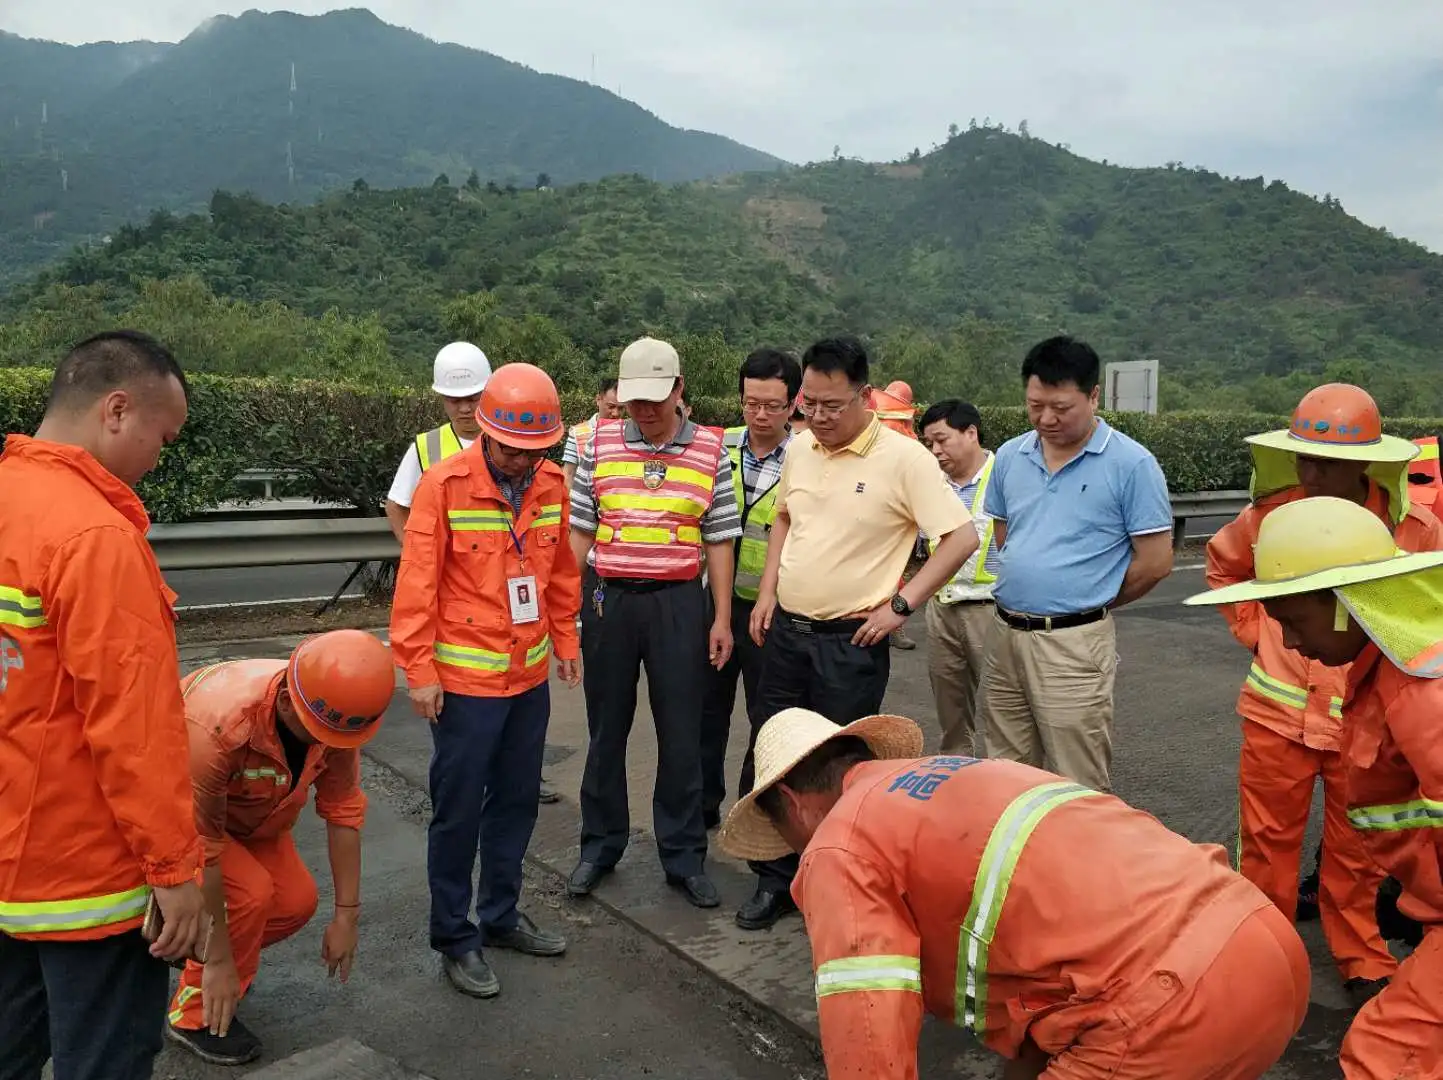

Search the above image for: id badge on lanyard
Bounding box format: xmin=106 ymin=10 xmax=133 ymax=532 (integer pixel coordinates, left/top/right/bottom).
xmin=505 ymin=512 xmax=540 ymax=624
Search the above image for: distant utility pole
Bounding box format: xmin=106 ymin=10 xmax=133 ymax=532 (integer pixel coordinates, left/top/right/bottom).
xmin=591 ymin=53 xmax=596 ymax=83
xmin=287 ymin=141 xmax=294 ymax=187
xmin=289 ymin=62 xmax=296 ymax=116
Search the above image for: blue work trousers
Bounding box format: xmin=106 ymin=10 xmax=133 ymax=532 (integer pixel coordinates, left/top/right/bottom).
xmin=427 ymin=682 xmax=549 ymax=958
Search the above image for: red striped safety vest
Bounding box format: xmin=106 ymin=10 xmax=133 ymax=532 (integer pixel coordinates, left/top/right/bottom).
xmin=592 ymin=420 xmax=723 ymax=581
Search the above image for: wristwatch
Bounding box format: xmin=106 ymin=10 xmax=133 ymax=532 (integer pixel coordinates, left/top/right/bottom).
xmin=890 ymin=593 xmax=913 ymax=617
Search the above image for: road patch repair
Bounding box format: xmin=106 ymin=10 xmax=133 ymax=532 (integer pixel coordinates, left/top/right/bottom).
xmin=173 ymin=582 xmax=1359 ymax=1078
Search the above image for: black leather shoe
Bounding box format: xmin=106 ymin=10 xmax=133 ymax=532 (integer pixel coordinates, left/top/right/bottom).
xmin=665 ymin=872 xmax=720 ymax=908
xmin=443 ymin=950 xmax=500 ymax=998
xmin=567 ymin=860 xmax=613 ymax=897
xmin=488 ymin=912 xmax=567 ymax=957
xmin=736 ymin=887 xmax=797 ymax=931
xmin=166 ymin=1017 xmax=263 ymax=1065
xmin=1344 ymin=976 xmax=1389 ymax=1012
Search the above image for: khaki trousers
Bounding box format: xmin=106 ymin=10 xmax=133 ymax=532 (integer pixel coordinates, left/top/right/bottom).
xmin=981 ymin=612 xmax=1117 ymax=792
xmin=924 ymin=598 xmax=995 ymax=755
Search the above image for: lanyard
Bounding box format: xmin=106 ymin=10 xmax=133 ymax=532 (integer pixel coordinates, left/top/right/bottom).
xmin=507 ymin=518 xmax=526 ymax=559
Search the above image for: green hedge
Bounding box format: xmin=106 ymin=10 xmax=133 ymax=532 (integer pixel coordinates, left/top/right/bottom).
xmin=2 ymin=368 xmax=1439 ymax=523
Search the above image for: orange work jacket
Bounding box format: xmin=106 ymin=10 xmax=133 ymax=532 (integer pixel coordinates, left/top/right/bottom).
xmin=1342 ymin=646 xmax=1443 ymax=929
xmin=391 ymin=445 xmax=581 ymax=697
xmin=0 ymin=435 xmax=201 ymax=941
xmin=792 ymin=757 xmax=1270 ymax=1077
xmin=1206 ymin=483 xmax=1443 ymax=750
xmin=181 ymin=658 xmax=367 ymax=866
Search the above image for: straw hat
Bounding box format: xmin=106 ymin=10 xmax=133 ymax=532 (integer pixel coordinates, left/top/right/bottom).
xmin=719 ymin=708 xmax=924 ymax=862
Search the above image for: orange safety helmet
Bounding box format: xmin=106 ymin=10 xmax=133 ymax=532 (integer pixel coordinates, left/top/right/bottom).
xmin=475 ymin=363 xmax=565 ymax=450
xmin=884 ymin=380 xmax=914 ymax=407
xmin=1245 ymin=383 xmax=1418 ymax=464
xmin=286 ymin=630 xmax=395 ymax=749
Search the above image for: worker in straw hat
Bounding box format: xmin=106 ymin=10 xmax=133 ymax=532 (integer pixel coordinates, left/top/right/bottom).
xmin=720 ymin=709 xmax=1310 ymax=1079
xmin=1186 ymin=495 xmax=1443 ymax=1080
xmin=1205 ymin=383 xmax=1439 ymax=1009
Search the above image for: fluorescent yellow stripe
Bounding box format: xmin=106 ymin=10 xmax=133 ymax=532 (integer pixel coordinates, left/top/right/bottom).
xmin=599 ymin=493 xmax=709 ymax=517
xmin=1349 ymin=798 xmax=1443 ymax=831
xmin=0 ymin=585 xmax=46 ymax=629
xmin=816 ymin=954 xmax=922 ymax=998
xmin=594 ymin=461 xmax=715 ymax=491
xmin=1245 ymin=662 xmax=1308 ymax=711
xmin=525 ymin=636 xmax=552 ymax=667
xmin=0 ymin=884 xmax=150 ymax=934
xmin=434 ymin=642 xmax=509 ymax=672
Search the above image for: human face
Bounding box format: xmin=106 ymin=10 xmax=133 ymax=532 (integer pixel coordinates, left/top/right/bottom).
xmin=1296 ymin=455 xmax=1370 ymax=504
xmin=922 ymin=419 xmax=981 ymax=481
xmin=770 ymin=784 xmax=840 ymax=854
xmin=596 ymin=388 xmax=624 ymax=420
xmin=798 ymin=369 xmax=868 ymax=449
xmin=625 ymin=380 xmax=684 ymax=445
xmin=1263 ymin=592 xmax=1369 ymax=666
xmin=95 ymin=374 xmax=188 ymax=488
xmin=485 ymin=436 xmax=548 ymax=481
xmin=443 ymin=392 xmax=483 ymax=440
xmin=741 ymin=377 xmax=793 ymax=443
xmin=1025 ymin=377 xmax=1098 ymax=450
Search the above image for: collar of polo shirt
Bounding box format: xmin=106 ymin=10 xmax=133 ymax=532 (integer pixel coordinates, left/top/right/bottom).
xmin=811 ymin=413 xmax=883 ymax=457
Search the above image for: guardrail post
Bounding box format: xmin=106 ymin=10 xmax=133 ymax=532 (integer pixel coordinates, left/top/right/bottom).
xmin=1172 ymin=516 xmax=1187 ymax=551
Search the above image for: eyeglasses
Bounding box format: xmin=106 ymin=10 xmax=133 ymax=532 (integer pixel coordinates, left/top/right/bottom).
xmin=742 ymin=399 xmax=791 ymax=415
xmin=797 ymin=389 xmax=862 ymax=419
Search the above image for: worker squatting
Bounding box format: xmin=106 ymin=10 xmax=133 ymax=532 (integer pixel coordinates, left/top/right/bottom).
xmin=1 ymin=329 xmax=1441 ymax=1080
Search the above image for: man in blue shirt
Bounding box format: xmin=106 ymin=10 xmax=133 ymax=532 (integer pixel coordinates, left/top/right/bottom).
xmin=981 ymin=336 xmax=1173 ymax=792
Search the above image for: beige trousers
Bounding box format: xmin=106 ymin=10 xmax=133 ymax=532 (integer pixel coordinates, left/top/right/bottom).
xmin=924 ymin=598 xmax=995 ymax=755
xmin=980 ymin=612 xmax=1117 ymax=792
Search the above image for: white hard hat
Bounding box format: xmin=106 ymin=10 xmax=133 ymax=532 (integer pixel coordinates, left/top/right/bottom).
xmin=432 ymin=341 xmax=492 ymax=398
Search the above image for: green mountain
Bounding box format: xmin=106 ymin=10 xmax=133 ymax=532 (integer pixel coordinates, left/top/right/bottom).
xmin=5 ymin=125 xmax=1441 ymax=413
xmin=0 ymin=8 xmax=783 ymax=285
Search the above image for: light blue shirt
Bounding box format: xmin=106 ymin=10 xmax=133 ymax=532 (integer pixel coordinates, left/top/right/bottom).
xmin=983 ymin=418 xmax=1172 ymax=615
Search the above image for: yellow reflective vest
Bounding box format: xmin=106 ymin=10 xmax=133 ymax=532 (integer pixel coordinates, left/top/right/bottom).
xmin=724 ymin=426 xmax=782 ymax=603
xmin=931 ymin=452 xmax=997 ymax=603
xmin=415 ymin=423 xmax=465 ymax=472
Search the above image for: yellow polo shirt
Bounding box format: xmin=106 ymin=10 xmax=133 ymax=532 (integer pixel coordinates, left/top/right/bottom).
xmin=775 ymin=416 xmax=972 ymax=620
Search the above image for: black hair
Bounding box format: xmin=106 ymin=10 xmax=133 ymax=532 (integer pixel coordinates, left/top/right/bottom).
xmin=920 ymin=398 xmax=984 ymax=445
xmin=738 ymin=347 xmax=803 ymax=399
xmin=597 ymin=376 xmax=618 ymax=395
xmin=46 ymin=330 xmax=188 ymax=413
xmin=754 ymin=736 xmax=876 ymax=821
xmin=801 ymin=336 xmax=869 ymax=387
xmin=1020 ymin=335 xmax=1100 ymax=395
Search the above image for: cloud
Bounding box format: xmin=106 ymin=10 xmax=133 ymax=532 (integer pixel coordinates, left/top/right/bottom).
xmin=5 ymin=0 xmax=1440 ymax=249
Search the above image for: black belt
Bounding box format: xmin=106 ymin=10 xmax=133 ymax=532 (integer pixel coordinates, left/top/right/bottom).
xmin=779 ymin=610 xmax=867 ymax=635
xmin=600 ymin=577 xmax=697 ymax=594
xmin=996 ymin=605 xmax=1108 ymax=632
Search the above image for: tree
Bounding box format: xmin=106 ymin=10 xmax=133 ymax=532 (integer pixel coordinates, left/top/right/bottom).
xmin=351 ymin=178 xmax=369 ymax=194
xmin=1018 ymin=119 xmax=1030 ymax=139
xmin=947 ymin=123 xmax=959 ymax=139
xmin=906 ymin=148 xmax=921 ymax=164
xmin=465 ymin=170 xmax=481 ymax=191
xmin=535 ymin=172 xmax=552 ymax=190
xmin=432 ymin=173 xmax=451 ymax=188
xmin=832 ymin=144 xmax=841 ymax=160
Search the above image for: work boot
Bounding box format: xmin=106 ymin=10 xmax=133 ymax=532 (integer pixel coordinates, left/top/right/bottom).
xmin=443 ymin=950 xmax=500 ymax=998
xmin=488 ymin=912 xmax=567 ymax=957
xmin=1296 ymin=866 xmax=1320 ymax=923
xmin=736 ymin=887 xmax=797 ymax=931
xmin=165 ymin=1018 xmax=263 ymax=1066
xmin=538 ymin=778 xmax=560 ymax=805
xmin=1344 ymin=977 xmax=1389 ymax=1011
xmin=890 ymin=628 xmax=917 ymax=650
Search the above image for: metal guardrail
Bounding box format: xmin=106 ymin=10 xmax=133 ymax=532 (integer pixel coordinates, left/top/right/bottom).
xmin=149 ymin=491 xmax=1251 ymax=571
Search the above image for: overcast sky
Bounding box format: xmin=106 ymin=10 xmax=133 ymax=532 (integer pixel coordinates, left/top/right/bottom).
xmin=6 ymin=1 xmax=1441 ymax=251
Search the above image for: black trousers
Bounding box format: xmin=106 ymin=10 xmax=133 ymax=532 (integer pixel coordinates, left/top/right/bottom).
xmin=747 ymin=610 xmax=891 ymax=891
xmin=0 ymin=929 xmax=168 ymax=1080
xmin=579 ymin=573 xmax=709 ymax=877
xmin=699 ymin=597 xmax=764 ymax=823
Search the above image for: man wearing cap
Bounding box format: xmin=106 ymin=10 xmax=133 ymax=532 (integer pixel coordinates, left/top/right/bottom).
xmin=719 ymin=710 xmax=1310 ymax=1080
xmin=567 ymin=337 xmax=741 ymax=908
xmin=391 ymin=363 xmax=581 ymax=999
xmin=1187 ymin=496 xmax=1443 ymax=1080
xmin=1206 ymin=384 xmax=1440 ymax=1009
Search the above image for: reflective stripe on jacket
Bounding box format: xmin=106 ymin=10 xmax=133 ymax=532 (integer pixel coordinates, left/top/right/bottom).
xmin=0 ymin=436 xmax=201 ymax=941
xmin=1206 ymin=483 xmax=1443 ymax=750
xmin=182 ymin=659 xmax=367 ymax=865
xmin=592 ymin=419 xmax=723 ymax=581
xmin=415 ymin=423 xmax=465 ymax=473
xmin=1342 ymin=645 xmax=1443 ymax=928
xmin=390 ymin=446 xmax=581 ymax=696
xmin=932 ymin=452 xmax=997 ymax=603
xmin=723 ymin=426 xmax=781 ymax=602
xmin=793 ymin=757 xmax=1269 ymax=1075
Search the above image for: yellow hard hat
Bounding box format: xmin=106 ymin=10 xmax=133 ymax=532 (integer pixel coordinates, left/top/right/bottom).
xmin=1185 ymin=496 xmax=1443 ymax=607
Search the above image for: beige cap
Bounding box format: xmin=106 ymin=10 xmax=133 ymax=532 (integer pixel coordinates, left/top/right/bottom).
xmin=616 ymin=337 xmax=681 ymax=403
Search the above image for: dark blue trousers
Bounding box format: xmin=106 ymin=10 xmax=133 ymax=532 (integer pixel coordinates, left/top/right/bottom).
xmin=0 ymin=929 xmax=168 ymax=1080
xmin=427 ymin=682 xmax=549 ymax=958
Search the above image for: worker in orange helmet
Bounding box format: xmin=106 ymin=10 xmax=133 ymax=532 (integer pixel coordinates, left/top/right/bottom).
xmin=1206 ymin=383 xmax=1440 ymax=1010
xmin=164 ymin=629 xmax=395 ymax=1065
xmin=720 ymin=709 xmax=1310 ymax=1080
xmin=1187 ymin=496 xmax=1443 ymax=1080
xmin=870 ymin=380 xmax=918 ymax=439
xmin=391 ymin=362 xmax=581 ymax=1001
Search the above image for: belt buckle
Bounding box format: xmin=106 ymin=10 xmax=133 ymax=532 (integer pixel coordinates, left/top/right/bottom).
xmin=789 ymin=616 xmax=813 ymax=634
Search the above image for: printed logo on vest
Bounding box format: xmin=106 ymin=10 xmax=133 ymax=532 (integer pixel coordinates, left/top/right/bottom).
xmin=643 ymin=459 xmax=668 ymax=490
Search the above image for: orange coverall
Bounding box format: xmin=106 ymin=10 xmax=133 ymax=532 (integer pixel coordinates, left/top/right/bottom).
xmin=167 ymin=659 xmax=367 ymax=1031
xmin=793 ymin=756 xmax=1310 ymax=1080
xmin=0 ymin=435 xmax=200 ymax=940
xmin=1207 ymin=482 xmax=1441 ymax=983
xmin=1336 ymin=645 xmax=1443 ymax=1079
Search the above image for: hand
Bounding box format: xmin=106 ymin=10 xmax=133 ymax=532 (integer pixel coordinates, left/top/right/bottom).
xmin=557 ymin=657 xmax=581 ymax=688
xmin=200 ymin=952 xmax=242 ymax=1037
xmin=749 ymin=594 xmax=777 ymax=647
xmin=708 ymin=619 xmax=733 ymax=670
xmin=409 ymin=683 xmax=444 ymax=723
xmin=321 ymin=910 xmax=360 ymax=982
xmin=150 ymin=881 xmax=206 ymax=963
xmin=850 ymin=603 xmax=905 ymax=648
